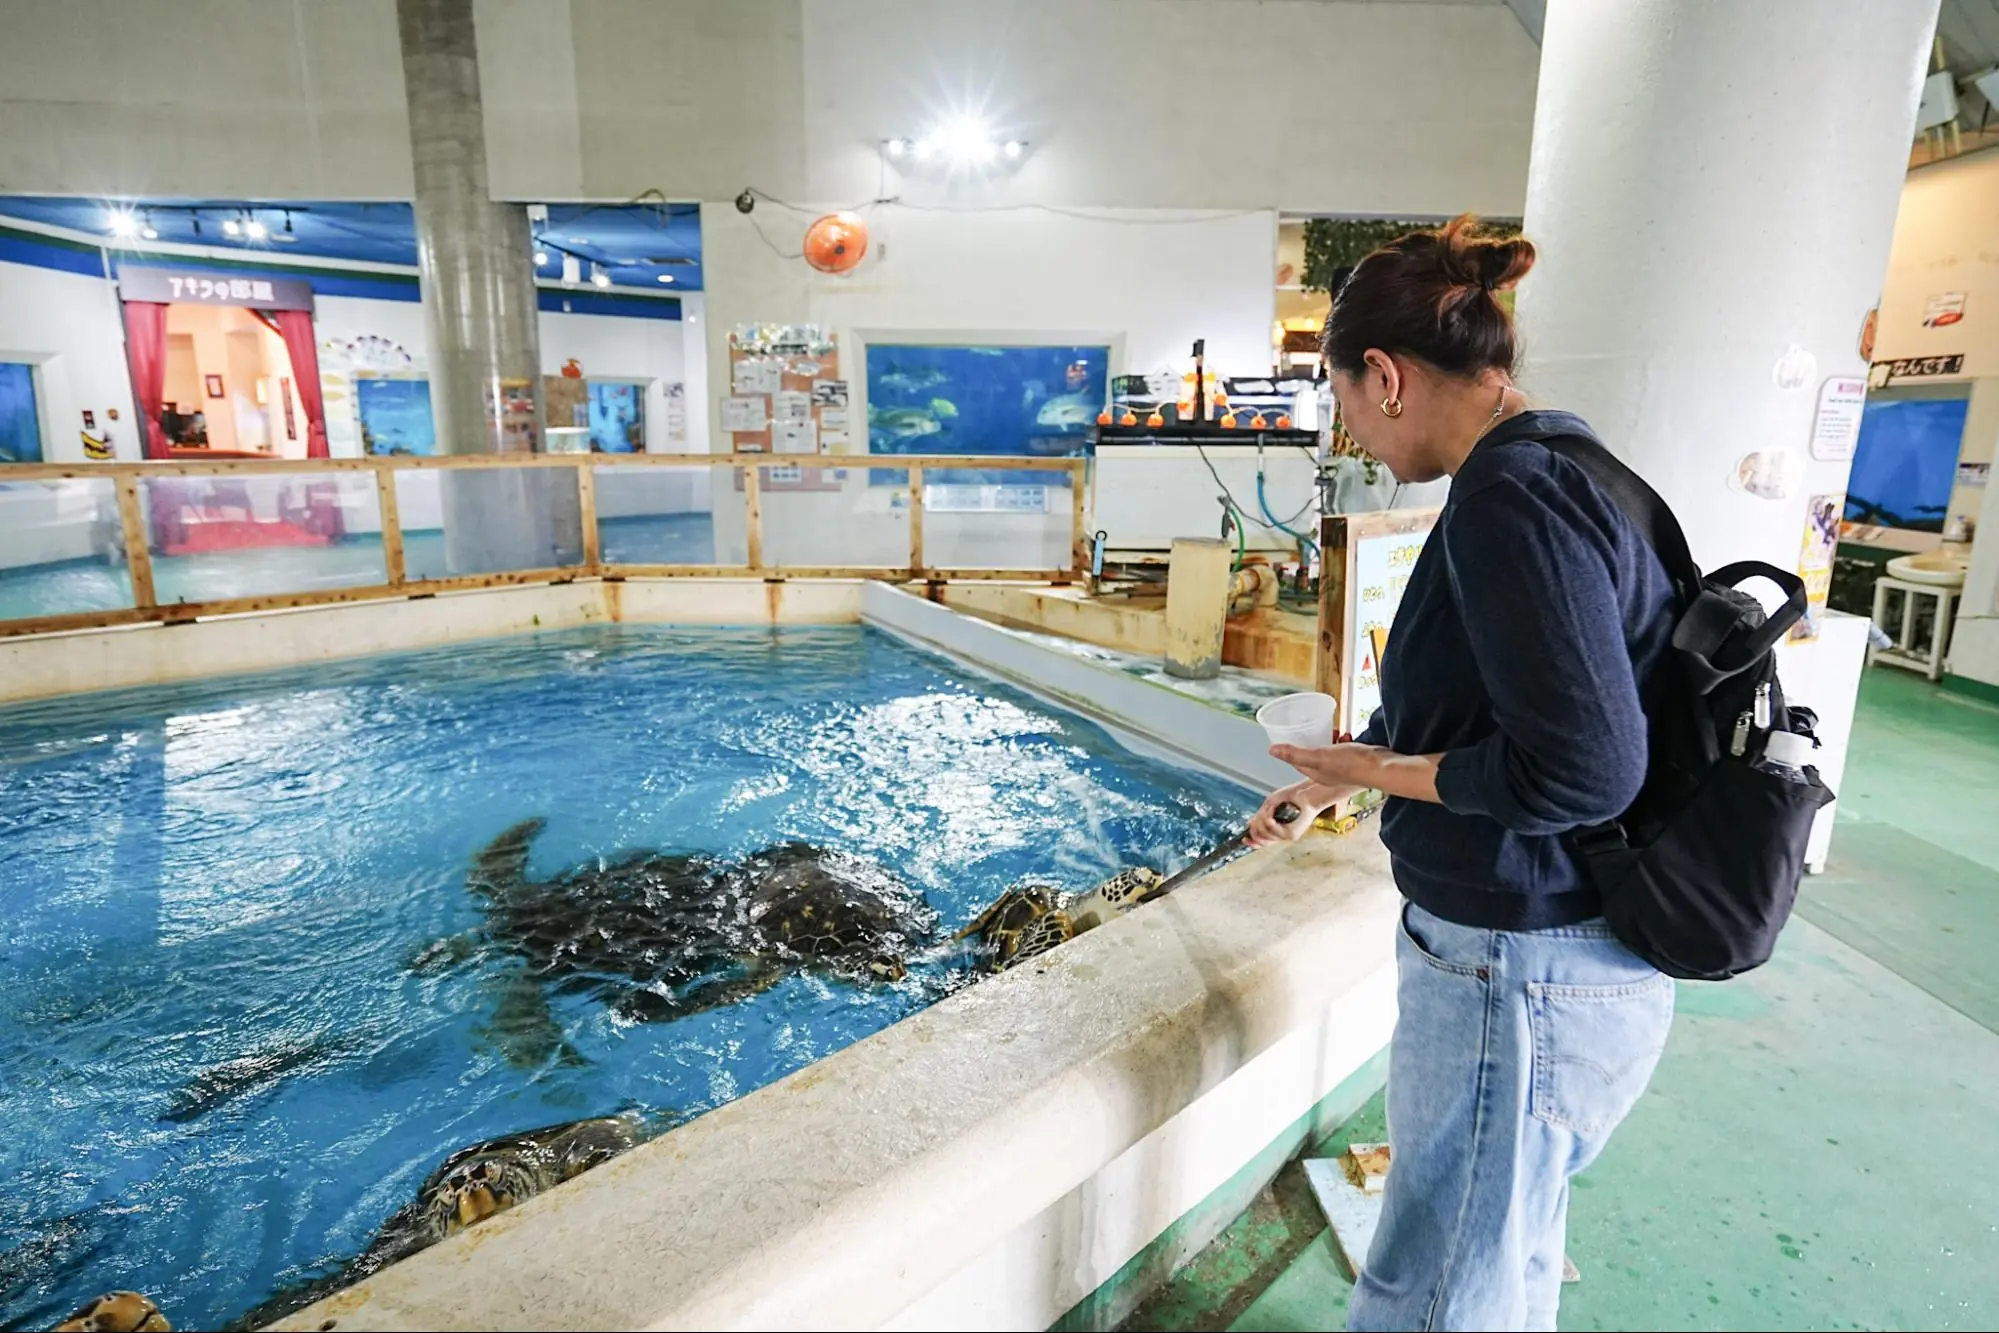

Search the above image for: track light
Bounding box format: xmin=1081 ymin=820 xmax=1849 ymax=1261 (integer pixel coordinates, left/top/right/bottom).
xmin=245 ymin=217 xmax=268 ymax=240
xmin=223 ymin=218 xmax=242 ymax=237
xmin=534 ymin=248 xmax=549 ymax=266
xmin=1003 ymin=140 xmax=1025 ymax=159
xmin=885 ymin=137 xmax=909 ymax=158
xmin=561 ymin=254 xmax=580 ymax=287
xmin=657 ymin=273 xmax=674 ymax=284
xmin=912 ymin=138 xmax=935 ymax=161
xmin=590 ymin=262 xmax=610 ymax=288
xmin=107 ymin=209 xmax=139 ymax=239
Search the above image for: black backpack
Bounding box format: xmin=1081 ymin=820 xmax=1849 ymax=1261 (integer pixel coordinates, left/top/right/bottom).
xmin=1538 ymin=432 xmax=1836 ymax=981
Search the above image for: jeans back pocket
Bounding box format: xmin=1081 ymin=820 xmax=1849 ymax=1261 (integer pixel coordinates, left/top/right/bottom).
xmin=1527 ymin=976 xmax=1673 ymax=1136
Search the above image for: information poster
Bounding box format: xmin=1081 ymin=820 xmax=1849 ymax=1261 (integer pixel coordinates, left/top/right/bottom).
xmin=1809 ymin=376 xmax=1866 ymax=461
xmin=1792 ymin=492 xmax=1842 ymax=642
xmin=1345 ymin=527 xmax=1431 ymax=736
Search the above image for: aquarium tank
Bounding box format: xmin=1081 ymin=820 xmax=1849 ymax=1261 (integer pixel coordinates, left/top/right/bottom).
xmin=355 ymin=377 xmax=437 ymax=457
xmin=1845 ymin=396 xmax=1967 ymax=532
xmin=864 ymin=343 xmax=1109 ymax=491
xmin=0 ymin=361 xmax=41 ymax=463
xmin=587 ymin=382 xmax=645 ymax=453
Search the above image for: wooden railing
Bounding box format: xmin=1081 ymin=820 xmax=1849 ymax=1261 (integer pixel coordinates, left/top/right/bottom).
xmin=0 ymin=452 xmax=1090 ymax=639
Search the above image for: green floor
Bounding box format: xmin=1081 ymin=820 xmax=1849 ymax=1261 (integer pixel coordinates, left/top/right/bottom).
xmin=1121 ymin=668 xmax=1999 ymax=1332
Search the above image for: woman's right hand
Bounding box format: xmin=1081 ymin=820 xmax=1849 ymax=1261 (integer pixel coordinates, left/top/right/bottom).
xmin=1246 ymin=780 xmax=1354 ymax=847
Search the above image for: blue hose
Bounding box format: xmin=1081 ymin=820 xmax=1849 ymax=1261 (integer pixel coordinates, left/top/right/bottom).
xmin=1257 ymin=470 xmax=1319 ymax=567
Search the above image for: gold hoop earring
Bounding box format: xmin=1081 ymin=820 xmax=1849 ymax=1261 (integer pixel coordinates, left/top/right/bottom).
xmin=1379 ymin=397 xmax=1403 ymax=419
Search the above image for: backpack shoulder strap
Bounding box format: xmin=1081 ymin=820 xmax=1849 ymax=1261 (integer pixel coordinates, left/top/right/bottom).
xmin=1533 ymin=431 xmax=1704 ymax=601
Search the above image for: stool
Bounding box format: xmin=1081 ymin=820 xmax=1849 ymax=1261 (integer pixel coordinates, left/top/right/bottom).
xmin=1869 ymin=576 xmax=1957 ymax=681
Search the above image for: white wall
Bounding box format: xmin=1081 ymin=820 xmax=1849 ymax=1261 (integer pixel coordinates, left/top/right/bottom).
xmin=539 ymin=306 xmax=687 ymax=452
xmin=0 ymin=0 xmax=1538 ymax=215
xmin=0 ymin=258 xmax=142 ymax=463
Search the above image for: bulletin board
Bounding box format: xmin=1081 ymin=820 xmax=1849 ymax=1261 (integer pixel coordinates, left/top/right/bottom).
xmin=1314 ymin=507 xmax=1442 ymax=739
xmin=726 ymin=323 xmax=848 ymax=493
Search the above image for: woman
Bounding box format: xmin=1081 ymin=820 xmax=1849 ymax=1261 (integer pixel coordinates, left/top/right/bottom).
xmin=1248 ymin=218 xmax=1678 ymax=1332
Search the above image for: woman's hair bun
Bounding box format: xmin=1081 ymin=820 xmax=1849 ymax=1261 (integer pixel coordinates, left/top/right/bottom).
xmin=1437 ymin=216 xmax=1536 ymax=293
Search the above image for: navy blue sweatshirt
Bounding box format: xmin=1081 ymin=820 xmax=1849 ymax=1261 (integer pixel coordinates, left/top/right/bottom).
xmin=1357 ymin=411 xmax=1678 ymax=931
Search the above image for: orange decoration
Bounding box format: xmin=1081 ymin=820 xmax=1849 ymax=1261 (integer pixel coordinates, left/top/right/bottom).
xmin=1145 ymin=409 xmax=1165 ymax=428
xmin=1119 ymin=409 xmax=1139 ymax=426
xmin=560 ymin=358 xmax=584 ymax=379
xmin=1249 ymin=414 xmax=1268 ymax=429
xmin=803 ymin=211 xmax=870 ymax=275
xmin=1220 ymin=412 xmax=1239 ymax=429
xmin=1096 ymin=409 xmax=1113 ymax=426
xmin=1275 ymin=413 xmax=1292 ymax=428
xmin=1213 ymin=391 xmax=1229 ymax=407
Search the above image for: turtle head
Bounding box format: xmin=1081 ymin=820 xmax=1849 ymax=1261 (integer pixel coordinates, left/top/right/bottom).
xmin=420 ymin=1154 xmax=541 ymax=1240
xmin=863 ymin=950 xmax=908 ymax=983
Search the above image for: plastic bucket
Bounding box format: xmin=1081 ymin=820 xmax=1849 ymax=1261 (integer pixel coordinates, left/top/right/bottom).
xmin=1256 ymin=692 xmax=1338 ymax=749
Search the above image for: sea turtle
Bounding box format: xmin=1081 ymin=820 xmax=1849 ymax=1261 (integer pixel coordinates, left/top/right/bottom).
xmin=227 ymin=1112 xmax=665 ymax=1330
xmin=956 ymin=867 xmax=1165 ymax=972
xmin=423 ymin=820 xmax=936 ymax=1060
xmin=52 ymin=1292 xmax=170 ymax=1333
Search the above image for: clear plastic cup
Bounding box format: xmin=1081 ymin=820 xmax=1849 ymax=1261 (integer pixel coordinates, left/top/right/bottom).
xmin=1256 ymin=692 xmax=1338 ymax=750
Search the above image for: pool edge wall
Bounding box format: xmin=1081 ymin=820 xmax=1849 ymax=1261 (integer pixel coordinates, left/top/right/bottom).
xmin=0 ymin=579 xmax=866 ymax=704
xmin=272 ymin=831 xmax=1398 ymax=1333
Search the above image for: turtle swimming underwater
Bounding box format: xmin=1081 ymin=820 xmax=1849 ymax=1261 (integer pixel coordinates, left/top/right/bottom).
xmin=423 ymin=820 xmax=937 ymax=1062
xmin=226 ymin=1112 xmax=664 ymax=1330
xmin=956 ymin=867 xmax=1164 ymax=972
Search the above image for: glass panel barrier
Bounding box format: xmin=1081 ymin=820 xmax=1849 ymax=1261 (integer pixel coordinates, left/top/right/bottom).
xmin=594 ymin=464 xmax=739 ymax=565
xmin=921 ymin=466 xmax=1076 ymax=571
xmin=758 ymin=463 xmax=909 ymax=570
xmin=0 ymin=477 xmax=132 ymax=621
xmin=136 ymin=471 xmax=386 ymax=605
xmin=397 ymin=465 xmax=585 ymax=581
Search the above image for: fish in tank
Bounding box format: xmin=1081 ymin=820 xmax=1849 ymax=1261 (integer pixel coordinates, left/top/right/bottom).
xmin=355 ymin=377 xmax=437 ymax=457
xmin=865 ymin=344 xmax=1109 ymax=487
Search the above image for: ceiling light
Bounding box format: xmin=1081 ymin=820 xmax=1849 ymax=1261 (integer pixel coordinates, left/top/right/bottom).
xmin=245 ymin=218 xmax=268 ymax=240
xmin=141 ymin=223 xmax=159 ymax=240
xmin=223 ymin=218 xmax=242 ymax=237
xmin=561 ymin=254 xmax=580 ymax=287
xmin=938 ymin=117 xmax=996 ymax=166
xmin=657 ymin=273 xmax=674 ymax=284
xmin=1003 ymin=140 xmax=1025 ymax=160
xmin=590 ymin=262 xmax=611 ymax=288
xmin=106 ymin=209 xmax=139 ymax=239
xmin=885 ymin=137 xmax=908 ymax=157
xmin=912 ymin=138 xmax=935 ymax=161
xmin=534 ymin=248 xmax=549 ymax=266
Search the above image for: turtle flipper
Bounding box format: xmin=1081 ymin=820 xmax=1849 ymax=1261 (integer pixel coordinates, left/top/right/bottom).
xmin=473 ymin=968 xmax=585 ymax=1070
xmin=613 ymin=960 xmax=786 ymax=1024
xmin=470 ymin=817 xmax=547 ymax=900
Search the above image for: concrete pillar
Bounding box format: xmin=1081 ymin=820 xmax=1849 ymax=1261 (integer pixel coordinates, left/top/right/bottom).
xmin=1515 ymin=0 xmax=1939 ymax=573
xmin=397 ymin=0 xmax=578 ymax=573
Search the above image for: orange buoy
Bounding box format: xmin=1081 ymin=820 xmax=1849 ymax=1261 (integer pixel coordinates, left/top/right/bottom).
xmin=1096 ymin=409 xmax=1113 ymax=426
xmin=803 ymin=211 xmax=869 ymax=275
xmin=1275 ymin=413 xmax=1292 ymax=428
xmin=1250 ymin=413 xmax=1269 ymax=429
xmin=1145 ymin=409 xmax=1165 ymax=428
xmin=1119 ymin=409 xmax=1139 ymax=426
xmin=1220 ymin=412 xmax=1239 ymax=429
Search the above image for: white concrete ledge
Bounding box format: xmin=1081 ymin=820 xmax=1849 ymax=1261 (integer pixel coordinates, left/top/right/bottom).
xmin=861 ymin=582 xmax=1299 ymax=791
xmin=274 ymin=832 xmax=1398 ymax=1332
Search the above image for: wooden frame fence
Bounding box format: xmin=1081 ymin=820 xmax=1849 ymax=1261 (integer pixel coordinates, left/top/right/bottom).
xmin=0 ymin=453 xmax=1089 ymax=639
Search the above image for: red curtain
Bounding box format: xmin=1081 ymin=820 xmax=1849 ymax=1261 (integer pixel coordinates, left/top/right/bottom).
xmin=121 ymin=300 xmax=171 ymax=459
xmin=270 ymin=309 xmax=330 ymax=459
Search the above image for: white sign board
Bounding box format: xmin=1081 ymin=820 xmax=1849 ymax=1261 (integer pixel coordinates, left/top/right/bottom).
xmin=1347 ymin=527 xmax=1431 ymax=736
xmin=1809 ymin=376 xmax=1866 ymax=461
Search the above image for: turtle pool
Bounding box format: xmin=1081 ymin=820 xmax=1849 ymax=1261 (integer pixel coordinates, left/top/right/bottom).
xmin=0 ymin=624 xmax=1254 ymax=1331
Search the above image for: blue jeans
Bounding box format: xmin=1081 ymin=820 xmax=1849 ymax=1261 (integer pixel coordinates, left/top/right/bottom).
xmin=1348 ymin=903 xmax=1675 ymax=1332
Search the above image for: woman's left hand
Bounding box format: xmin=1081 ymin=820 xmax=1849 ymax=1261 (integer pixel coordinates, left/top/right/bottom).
xmin=1269 ymin=742 xmax=1377 ymax=791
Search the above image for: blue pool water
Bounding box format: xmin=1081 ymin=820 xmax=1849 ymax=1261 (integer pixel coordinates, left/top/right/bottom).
xmin=0 ymin=625 xmax=1252 ymax=1330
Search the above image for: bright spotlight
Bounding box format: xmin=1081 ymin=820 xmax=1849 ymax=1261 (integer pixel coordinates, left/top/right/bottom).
xmin=912 ymin=138 xmax=935 ymax=161
xmin=657 ymin=273 xmax=674 ymax=284
xmin=106 ymin=209 xmax=139 ymax=239
xmin=1003 ymin=140 xmax=1024 ymax=160
xmin=590 ymin=263 xmax=611 ymax=288
xmin=223 ymin=218 xmax=242 ymax=237
xmin=533 ymin=249 xmax=549 ymax=266
xmin=885 ymin=138 xmax=908 ymax=158
xmin=244 ymin=218 xmax=268 ymax=240
xmin=937 ymin=117 xmax=996 ymax=166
